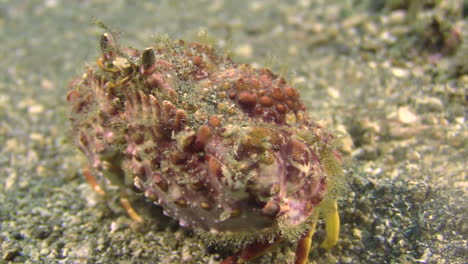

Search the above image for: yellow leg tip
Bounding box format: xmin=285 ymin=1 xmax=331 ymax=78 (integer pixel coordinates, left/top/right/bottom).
xmin=294 ymin=211 xmax=319 ymax=264
xmin=83 ymin=167 xmax=106 ymax=196
xmin=120 ymin=197 xmax=144 ymax=223
xmin=320 ymin=199 xmax=340 ymax=249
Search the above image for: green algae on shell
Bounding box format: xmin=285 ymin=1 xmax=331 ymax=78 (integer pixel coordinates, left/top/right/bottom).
xmin=66 ymin=32 xmax=343 ymax=247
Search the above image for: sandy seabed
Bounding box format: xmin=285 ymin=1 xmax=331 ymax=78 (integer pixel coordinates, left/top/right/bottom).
xmin=0 ymin=1 xmax=466 ymax=263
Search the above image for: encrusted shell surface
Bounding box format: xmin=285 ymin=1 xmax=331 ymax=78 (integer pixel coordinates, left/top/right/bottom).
xmin=67 ymin=33 xmax=341 ymax=242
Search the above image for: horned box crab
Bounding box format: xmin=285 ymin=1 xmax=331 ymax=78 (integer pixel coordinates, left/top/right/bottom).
xmin=67 ymin=31 xmax=343 ymax=264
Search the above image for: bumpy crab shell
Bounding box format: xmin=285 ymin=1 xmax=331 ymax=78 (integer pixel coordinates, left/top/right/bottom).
xmin=67 ymin=33 xmax=342 ymax=245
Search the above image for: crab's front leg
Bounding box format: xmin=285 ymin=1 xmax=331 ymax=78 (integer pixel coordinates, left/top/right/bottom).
xmin=82 ymin=166 xmax=143 ymax=223
xmin=220 ymin=237 xmax=284 ymax=264
xmin=83 ymin=166 xmax=106 ymax=196
xmin=294 ymin=199 xmax=340 ymax=264
xmin=119 ymin=195 xmax=144 ymax=223
xmin=294 ymin=211 xmax=319 ymax=264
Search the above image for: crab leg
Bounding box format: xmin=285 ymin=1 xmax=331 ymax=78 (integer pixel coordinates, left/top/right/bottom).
xmin=319 ymin=199 xmax=340 ymax=249
xmin=83 ymin=166 xmax=106 ymax=196
xmin=294 ymin=199 xmax=340 ymax=264
xmin=220 ymin=237 xmax=284 ymax=264
xmin=294 ymin=211 xmax=319 ymax=264
xmin=82 ymin=166 xmax=144 ymax=223
xmin=120 ymin=196 xmax=144 ymax=223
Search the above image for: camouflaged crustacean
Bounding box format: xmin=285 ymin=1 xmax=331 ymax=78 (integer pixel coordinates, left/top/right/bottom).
xmin=67 ymin=32 xmax=342 ymax=264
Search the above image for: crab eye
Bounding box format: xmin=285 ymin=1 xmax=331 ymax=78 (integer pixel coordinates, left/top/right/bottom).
xmin=141 ymin=48 xmax=155 ymax=71
xmin=100 ymin=33 xmax=115 ymax=53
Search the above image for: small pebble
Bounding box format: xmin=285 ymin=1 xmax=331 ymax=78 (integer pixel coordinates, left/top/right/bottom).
xmin=28 ymin=104 xmax=44 ymax=115
xmin=40 ymin=248 xmax=50 ymax=256
xmin=352 ymin=228 xmax=362 ymax=240
xmin=40 ymin=79 xmax=55 ymax=90
xmin=388 ymin=10 xmax=406 ymax=24
xmin=181 ymin=244 xmax=192 ymax=262
xmin=234 ymin=44 xmax=252 ymax=58
xmin=33 ymin=225 xmax=51 ymax=239
xmin=416 ymin=97 xmax=444 ymax=112
xmin=3 ymin=248 xmax=21 ymax=260
xmin=412 ymin=191 xmax=426 ymax=202
xmin=397 ymin=106 xmax=418 ymax=124
xmin=391 ymin=67 xmax=409 ymax=78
